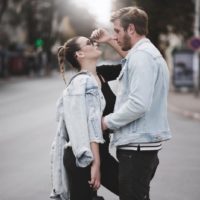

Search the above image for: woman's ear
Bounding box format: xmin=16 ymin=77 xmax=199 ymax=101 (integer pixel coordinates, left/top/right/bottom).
xmin=75 ymin=51 xmax=85 ymax=59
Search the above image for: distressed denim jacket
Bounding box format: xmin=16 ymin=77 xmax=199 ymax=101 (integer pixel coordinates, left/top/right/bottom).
xmin=104 ymin=38 xmax=172 ymax=146
xmin=50 ymin=71 xmax=105 ymax=200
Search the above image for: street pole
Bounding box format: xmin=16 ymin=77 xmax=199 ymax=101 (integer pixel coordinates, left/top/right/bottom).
xmin=193 ymin=0 xmax=200 ymax=96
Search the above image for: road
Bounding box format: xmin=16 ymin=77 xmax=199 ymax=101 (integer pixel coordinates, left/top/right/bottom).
xmin=0 ymin=72 xmax=200 ymax=200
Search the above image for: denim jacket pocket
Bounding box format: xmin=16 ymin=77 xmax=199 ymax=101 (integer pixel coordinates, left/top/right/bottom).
xmin=87 ymin=87 xmax=98 ymax=95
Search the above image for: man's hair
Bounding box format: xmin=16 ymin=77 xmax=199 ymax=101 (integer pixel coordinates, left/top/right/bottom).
xmin=110 ymin=7 xmax=148 ymax=36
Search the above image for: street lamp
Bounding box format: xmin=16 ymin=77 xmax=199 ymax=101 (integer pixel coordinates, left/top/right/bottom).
xmin=193 ymin=0 xmax=200 ymax=96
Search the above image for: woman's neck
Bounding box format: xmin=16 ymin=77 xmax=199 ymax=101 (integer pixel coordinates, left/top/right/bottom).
xmin=80 ymin=60 xmax=97 ymax=75
xmin=80 ymin=60 xmax=102 ymax=87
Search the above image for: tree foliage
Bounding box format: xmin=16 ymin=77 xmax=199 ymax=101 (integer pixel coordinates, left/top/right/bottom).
xmin=0 ymin=0 xmax=96 ymax=48
xmin=1 ymin=0 xmax=194 ymax=50
xmin=57 ymin=0 xmax=96 ymax=38
xmin=0 ymin=0 xmax=8 ymax=22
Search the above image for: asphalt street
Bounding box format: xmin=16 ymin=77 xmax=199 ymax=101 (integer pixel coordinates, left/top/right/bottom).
xmin=0 ymin=72 xmax=200 ymax=200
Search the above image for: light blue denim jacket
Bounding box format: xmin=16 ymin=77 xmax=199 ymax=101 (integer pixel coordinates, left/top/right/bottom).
xmin=50 ymin=71 xmax=105 ymax=200
xmin=104 ymin=38 xmax=171 ymax=146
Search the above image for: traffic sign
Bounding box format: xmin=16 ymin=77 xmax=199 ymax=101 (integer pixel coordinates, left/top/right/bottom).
xmin=188 ymin=37 xmax=200 ymax=51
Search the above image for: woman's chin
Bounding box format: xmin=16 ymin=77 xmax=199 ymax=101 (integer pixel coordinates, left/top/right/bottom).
xmin=98 ymin=50 xmax=102 ymax=56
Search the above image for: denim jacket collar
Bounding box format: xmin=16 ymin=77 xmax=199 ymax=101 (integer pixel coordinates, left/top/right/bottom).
xmin=67 ymin=70 xmax=97 ymax=86
xmin=120 ymin=38 xmax=150 ymax=68
xmin=125 ymin=37 xmax=150 ymax=60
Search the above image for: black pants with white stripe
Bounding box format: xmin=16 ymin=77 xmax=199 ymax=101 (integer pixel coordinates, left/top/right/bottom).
xmin=117 ymin=149 xmax=159 ymax=200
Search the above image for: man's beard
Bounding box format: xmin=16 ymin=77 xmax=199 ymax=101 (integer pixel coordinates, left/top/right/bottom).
xmin=121 ymin=33 xmax=132 ymax=51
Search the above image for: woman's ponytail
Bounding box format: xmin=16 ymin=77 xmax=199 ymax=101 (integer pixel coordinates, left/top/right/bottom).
xmin=57 ymin=46 xmax=67 ymax=85
xmin=57 ymin=37 xmax=81 ymax=84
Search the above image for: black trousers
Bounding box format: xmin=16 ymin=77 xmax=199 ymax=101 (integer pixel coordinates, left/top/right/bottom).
xmin=99 ymin=134 xmax=119 ymax=196
xmin=63 ymin=135 xmax=119 ymax=200
xmin=63 ymin=147 xmax=95 ymax=200
xmin=117 ymin=149 xmax=159 ymax=200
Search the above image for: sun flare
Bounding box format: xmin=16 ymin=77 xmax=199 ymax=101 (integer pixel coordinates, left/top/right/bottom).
xmin=73 ymin=0 xmax=112 ymax=25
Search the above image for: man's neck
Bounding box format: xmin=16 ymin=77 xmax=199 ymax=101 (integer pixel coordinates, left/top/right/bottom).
xmin=132 ymin=35 xmax=146 ymax=47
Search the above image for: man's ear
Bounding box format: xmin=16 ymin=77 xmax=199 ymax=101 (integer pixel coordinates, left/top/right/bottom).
xmin=127 ymin=24 xmax=135 ymax=35
xmin=75 ymin=51 xmax=85 ymax=59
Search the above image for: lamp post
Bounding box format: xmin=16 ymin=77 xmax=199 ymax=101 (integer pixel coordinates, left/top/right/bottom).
xmin=193 ymin=0 xmax=200 ymax=96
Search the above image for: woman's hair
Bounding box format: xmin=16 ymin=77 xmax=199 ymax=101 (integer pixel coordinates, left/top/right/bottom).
xmin=57 ymin=36 xmax=81 ymax=84
xmin=110 ymin=7 xmax=148 ymax=36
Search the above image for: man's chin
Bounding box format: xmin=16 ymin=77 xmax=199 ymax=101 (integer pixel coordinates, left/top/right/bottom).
xmin=119 ymin=44 xmax=125 ymax=51
xmin=118 ymin=43 xmax=130 ymax=51
xmin=122 ymin=45 xmax=131 ymax=51
xmin=122 ymin=47 xmax=128 ymax=51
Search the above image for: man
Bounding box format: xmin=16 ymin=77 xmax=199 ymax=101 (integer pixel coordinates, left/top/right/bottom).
xmin=99 ymin=7 xmax=171 ymax=200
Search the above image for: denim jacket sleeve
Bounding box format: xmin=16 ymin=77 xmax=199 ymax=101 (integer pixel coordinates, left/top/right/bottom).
xmin=105 ymin=51 xmax=157 ymax=130
xmin=63 ymin=74 xmax=104 ymax=167
xmin=50 ymin=97 xmax=70 ymax=200
xmin=85 ymin=77 xmax=105 ymax=143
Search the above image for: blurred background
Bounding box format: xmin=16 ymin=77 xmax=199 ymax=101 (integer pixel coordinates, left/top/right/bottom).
xmin=0 ymin=0 xmax=200 ymax=200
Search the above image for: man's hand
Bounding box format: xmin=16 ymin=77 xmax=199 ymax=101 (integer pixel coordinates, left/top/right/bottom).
xmin=102 ymin=117 xmax=108 ymax=131
xmin=90 ymin=28 xmax=112 ymax=43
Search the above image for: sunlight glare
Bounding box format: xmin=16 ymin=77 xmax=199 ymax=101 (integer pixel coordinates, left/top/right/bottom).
xmin=73 ymin=0 xmax=112 ymax=25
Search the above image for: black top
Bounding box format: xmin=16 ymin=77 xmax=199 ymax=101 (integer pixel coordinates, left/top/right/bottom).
xmin=96 ymin=64 xmax=122 ymax=154
xmin=97 ymin=64 xmax=122 ymax=116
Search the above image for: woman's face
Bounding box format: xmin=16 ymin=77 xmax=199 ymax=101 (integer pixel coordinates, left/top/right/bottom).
xmin=76 ymin=37 xmax=102 ymax=59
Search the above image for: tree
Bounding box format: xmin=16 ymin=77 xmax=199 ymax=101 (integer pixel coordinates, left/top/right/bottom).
xmin=56 ymin=0 xmax=96 ymax=38
xmin=0 ymin=0 xmax=8 ymax=22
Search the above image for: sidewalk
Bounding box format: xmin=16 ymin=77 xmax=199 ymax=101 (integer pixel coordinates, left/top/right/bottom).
xmin=168 ymin=90 xmax=200 ymax=121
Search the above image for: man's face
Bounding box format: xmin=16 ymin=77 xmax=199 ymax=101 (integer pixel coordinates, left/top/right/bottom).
xmin=113 ymin=19 xmax=132 ymax=51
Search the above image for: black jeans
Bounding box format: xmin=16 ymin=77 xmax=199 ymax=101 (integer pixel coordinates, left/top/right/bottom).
xmin=117 ymin=149 xmax=159 ymax=200
xmin=63 ymin=136 xmax=119 ymax=200
xmin=63 ymin=147 xmax=94 ymax=200
xmin=99 ymin=134 xmax=119 ymax=195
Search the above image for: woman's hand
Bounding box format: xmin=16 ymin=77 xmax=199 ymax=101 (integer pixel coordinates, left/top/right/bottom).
xmin=88 ymin=162 xmax=101 ymax=190
xmin=90 ymin=28 xmax=112 ymax=43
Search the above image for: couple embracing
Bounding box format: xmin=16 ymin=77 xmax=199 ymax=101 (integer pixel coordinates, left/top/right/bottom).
xmin=50 ymin=6 xmax=171 ymax=200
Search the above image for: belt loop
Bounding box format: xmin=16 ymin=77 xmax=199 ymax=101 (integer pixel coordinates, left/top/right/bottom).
xmin=137 ymin=145 xmax=140 ymax=152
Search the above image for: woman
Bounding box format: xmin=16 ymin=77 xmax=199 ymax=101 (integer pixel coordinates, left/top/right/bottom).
xmin=50 ymin=32 xmax=126 ymax=200
xmin=51 ymin=36 xmax=106 ymax=200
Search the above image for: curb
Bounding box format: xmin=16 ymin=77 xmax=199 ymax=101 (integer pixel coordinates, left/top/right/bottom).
xmin=169 ymin=105 xmax=200 ymax=121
